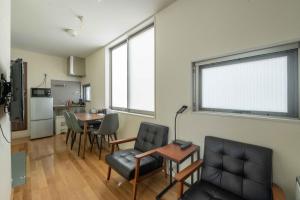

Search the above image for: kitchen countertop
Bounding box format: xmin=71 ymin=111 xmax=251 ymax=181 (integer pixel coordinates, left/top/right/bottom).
xmin=53 ymin=105 xmax=85 ymax=108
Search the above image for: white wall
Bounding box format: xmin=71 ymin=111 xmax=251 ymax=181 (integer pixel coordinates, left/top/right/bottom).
xmin=88 ymin=0 xmax=300 ymax=199
xmin=11 ymin=48 xmax=81 ymax=137
xmin=81 ymin=48 xmax=105 ymax=111
xmin=0 ymin=0 xmax=12 ymax=199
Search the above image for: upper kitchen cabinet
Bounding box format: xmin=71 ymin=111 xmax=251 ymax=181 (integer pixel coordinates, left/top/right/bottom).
xmin=68 ymin=56 xmax=86 ymax=77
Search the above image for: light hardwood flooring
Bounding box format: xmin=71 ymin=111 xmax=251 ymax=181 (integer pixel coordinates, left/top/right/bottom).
xmin=12 ymin=134 xmax=177 ymax=200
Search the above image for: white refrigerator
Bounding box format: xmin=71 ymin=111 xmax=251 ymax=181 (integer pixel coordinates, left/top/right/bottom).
xmin=30 ymin=97 xmax=53 ymax=139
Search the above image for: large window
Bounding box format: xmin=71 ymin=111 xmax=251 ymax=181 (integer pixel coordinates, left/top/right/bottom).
xmin=192 ymin=43 xmax=299 ymax=118
xmin=83 ymin=84 xmax=91 ymax=102
xmin=110 ymin=24 xmax=155 ymax=115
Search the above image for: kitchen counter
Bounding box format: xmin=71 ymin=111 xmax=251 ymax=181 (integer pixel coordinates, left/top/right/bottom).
xmin=53 ymin=104 xmax=85 ymax=108
xmin=53 ymin=105 xmax=86 ymax=116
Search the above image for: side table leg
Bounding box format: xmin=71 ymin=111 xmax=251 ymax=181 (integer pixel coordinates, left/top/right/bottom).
xmin=197 ymin=149 xmax=200 ymax=181
xmin=191 ymin=154 xmax=194 ymax=184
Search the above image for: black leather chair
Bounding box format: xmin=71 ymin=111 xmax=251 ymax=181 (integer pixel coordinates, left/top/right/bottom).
xmin=175 ymin=136 xmax=285 ymax=200
xmin=106 ymin=122 xmax=169 ymax=200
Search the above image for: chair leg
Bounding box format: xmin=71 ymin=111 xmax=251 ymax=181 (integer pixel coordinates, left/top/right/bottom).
xmin=113 ymin=133 xmax=120 ymax=150
xmin=99 ymin=135 xmax=104 ymax=160
xmin=66 ymin=129 xmax=70 ymax=144
xmin=78 ymin=133 xmax=82 ymax=156
xmin=96 ymin=135 xmax=101 ymax=151
xmin=133 ymin=159 xmax=140 ymax=200
xmin=71 ymin=132 xmax=76 ymax=150
xmin=107 ymin=134 xmax=110 ymax=148
xmin=88 ymin=133 xmax=92 ymax=145
xmin=107 ymin=166 xmax=111 ymax=181
xmin=90 ymin=135 xmax=96 ymax=152
xmin=132 ymin=182 xmax=138 ymax=200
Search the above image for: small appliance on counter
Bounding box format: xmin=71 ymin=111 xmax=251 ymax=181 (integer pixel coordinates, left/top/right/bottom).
xmin=30 ymin=88 xmax=53 ymax=139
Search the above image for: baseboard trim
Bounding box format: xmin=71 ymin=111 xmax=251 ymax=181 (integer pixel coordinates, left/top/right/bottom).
xmin=12 ymin=130 xmax=29 ymax=139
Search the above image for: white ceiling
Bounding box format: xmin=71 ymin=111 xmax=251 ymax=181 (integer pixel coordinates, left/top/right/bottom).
xmin=11 ymin=0 xmax=175 ymax=57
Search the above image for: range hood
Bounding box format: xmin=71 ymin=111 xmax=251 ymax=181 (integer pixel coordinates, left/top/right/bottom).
xmin=68 ymin=56 xmax=86 ymax=77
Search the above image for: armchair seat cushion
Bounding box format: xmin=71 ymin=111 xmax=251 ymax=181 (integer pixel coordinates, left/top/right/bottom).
xmin=182 ymin=181 xmax=245 ymax=200
xmin=105 ymin=149 xmax=162 ymax=180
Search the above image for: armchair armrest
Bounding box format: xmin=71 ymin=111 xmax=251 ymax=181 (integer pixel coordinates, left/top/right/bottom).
xmin=175 ymin=160 xmax=203 ymax=182
xmin=175 ymin=160 xmax=203 ymax=199
xmin=109 ymin=137 xmax=137 ymax=154
xmin=109 ymin=137 xmax=137 ymax=145
xmin=134 ymin=149 xmax=157 ymax=160
xmin=272 ymin=183 xmax=285 ymax=200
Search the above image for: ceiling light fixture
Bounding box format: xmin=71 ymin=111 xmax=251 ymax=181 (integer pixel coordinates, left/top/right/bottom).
xmin=65 ymin=28 xmax=78 ymax=37
xmin=64 ymin=15 xmax=84 ymax=37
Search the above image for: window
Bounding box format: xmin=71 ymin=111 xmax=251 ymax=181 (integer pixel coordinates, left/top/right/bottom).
xmin=83 ymin=84 xmax=91 ymax=102
xmin=110 ymin=24 xmax=155 ymax=115
xmin=192 ymin=43 xmax=299 ymax=118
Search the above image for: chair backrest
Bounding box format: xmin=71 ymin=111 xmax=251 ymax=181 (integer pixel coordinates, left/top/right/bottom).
xmin=134 ymin=122 xmax=169 ymax=157
xmin=201 ymin=136 xmax=273 ymax=200
xmin=63 ymin=111 xmax=72 ymax=129
xmin=98 ymin=113 xmax=119 ymax=135
xmin=68 ymin=112 xmax=83 ymax=132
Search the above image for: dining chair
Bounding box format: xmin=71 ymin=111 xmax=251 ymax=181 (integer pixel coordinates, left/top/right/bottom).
xmin=90 ymin=113 xmax=119 ymax=159
xmin=63 ymin=111 xmax=73 ymax=145
xmin=68 ymin=112 xmax=84 ymax=156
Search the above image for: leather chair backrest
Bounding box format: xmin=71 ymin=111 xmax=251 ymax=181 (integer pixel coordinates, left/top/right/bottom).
xmin=202 ymin=136 xmax=273 ymax=200
xmin=134 ymin=122 xmax=169 ymax=159
xmin=98 ymin=113 xmax=119 ymax=135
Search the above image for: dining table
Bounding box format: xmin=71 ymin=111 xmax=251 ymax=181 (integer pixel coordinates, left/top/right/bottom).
xmin=75 ymin=113 xmax=105 ymax=159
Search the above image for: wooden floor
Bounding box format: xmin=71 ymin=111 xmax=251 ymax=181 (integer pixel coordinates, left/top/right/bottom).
xmin=12 ymin=134 xmax=177 ymax=200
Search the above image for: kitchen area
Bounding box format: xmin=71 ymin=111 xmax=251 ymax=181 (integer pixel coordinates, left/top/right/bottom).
xmin=30 ymin=56 xmax=88 ymax=139
xmin=11 ymin=49 xmax=92 ymax=140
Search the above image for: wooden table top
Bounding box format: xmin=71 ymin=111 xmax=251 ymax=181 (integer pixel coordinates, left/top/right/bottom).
xmin=75 ymin=113 xmax=105 ymax=122
xmin=156 ymin=143 xmax=199 ymax=163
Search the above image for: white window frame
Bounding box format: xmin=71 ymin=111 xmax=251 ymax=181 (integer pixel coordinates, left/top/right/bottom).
xmin=192 ymin=43 xmax=299 ymax=118
xmin=109 ymin=23 xmax=155 ymax=116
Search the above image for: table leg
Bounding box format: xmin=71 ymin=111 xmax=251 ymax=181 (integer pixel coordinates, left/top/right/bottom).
xmin=156 ymin=159 xmax=177 ymax=200
xmin=82 ymin=121 xmax=88 ymax=159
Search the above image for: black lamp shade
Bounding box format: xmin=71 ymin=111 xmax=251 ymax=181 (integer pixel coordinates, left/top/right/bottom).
xmin=176 ymin=105 xmax=188 ymax=114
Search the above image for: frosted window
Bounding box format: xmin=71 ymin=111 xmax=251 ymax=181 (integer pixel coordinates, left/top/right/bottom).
xmin=85 ymin=86 xmax=91 ymax=101
xmin=201 ymin=56 xmax=288 ymax=112
xmin=111 ymin=43 xmax=127 ymax=108
xmin=193 ymin=47 xmax=299 ymax=118
xmin=83 ymin=85 xmax=91 ymax=101
xmin=128 ymin=27 xmax=155 ymax=112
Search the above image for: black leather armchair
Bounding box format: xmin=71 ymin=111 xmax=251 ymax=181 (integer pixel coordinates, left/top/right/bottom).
xmin=175 ymin=136 xmax=285 ymax=200
xmin=105 ymin=122 xmax=169 ymax=200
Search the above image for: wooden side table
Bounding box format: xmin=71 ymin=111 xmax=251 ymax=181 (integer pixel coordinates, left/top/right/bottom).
xmin=155 ymin=143 xmax=200 ymax=200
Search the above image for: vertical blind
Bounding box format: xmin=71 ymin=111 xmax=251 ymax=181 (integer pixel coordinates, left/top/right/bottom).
xmin=202 ymin=56 xmax=288 ymax=112
xmin=128 ymin=27 xmax=155 ymax=112
xmin=110 ymin=25 xmax=155 ymax=115
xmin=193 ymin=46 xmax=299 ymax=118
xmin=111 ymin=43 xmax=128 ymax=109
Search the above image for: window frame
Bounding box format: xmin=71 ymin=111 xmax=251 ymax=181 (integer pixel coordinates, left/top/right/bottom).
xmin=192 ymin=43 xmax=299 ymax=118
xmin=82 ymin=83 xmax=91 ymax=102
xmin=109 ymin=23 xmax=155 ymax=116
